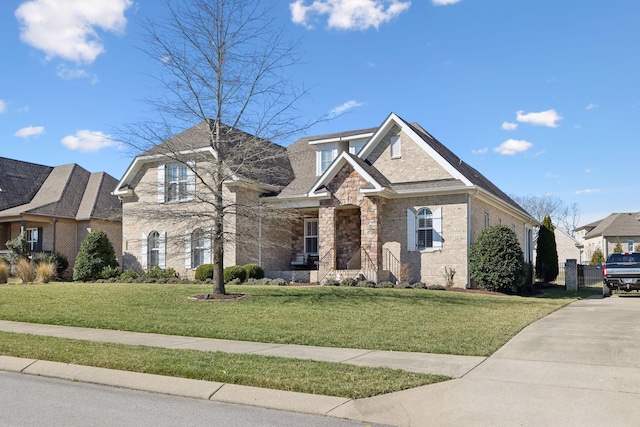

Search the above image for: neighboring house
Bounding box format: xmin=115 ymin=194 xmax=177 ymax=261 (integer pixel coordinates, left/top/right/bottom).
xmin=575 ymin=212 xmax=640 ymax=260
xmin=0 ymin=157 xmax=122 ymax=277
xmin=114 ymin=112 xmax=536 ymax=288
xmin=533 ymin=227 xmax=582 ymax=265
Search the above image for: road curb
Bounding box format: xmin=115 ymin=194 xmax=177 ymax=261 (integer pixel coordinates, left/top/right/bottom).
xmin=0 ymin=356 xmax=351 ymax=416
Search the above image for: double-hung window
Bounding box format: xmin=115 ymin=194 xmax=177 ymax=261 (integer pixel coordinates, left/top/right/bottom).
xmin=416 ymin=208 xmax=434 ymax=250
xmin=191 ymin=228 xmax=205 ymax=268
xmin=167 ymin=163 xmax=188 ymax=202
xmin=158 ymin=162 xmax=195 ymax=203
xmin=26 ymin=228 xmax=41 ymax=252
xmin=407 ymin=207 xmax=442 ymax=251
xmin=148 ymin=231 xmax=160 ymax=268
xmin=304 ymin=219 xmax=318 ymax=255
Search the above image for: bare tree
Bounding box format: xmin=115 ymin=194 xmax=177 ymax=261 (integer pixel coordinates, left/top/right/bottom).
xmin=511 ymin=194 xmax=580 ymax=236
xmin=124 ymin=0 xmax=317 ymax=295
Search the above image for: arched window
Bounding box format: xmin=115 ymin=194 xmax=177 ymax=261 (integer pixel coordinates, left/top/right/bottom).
xmin=148 ymin=231 xmax=160 ymax=268
xmin=417 ymin=208 xmax=433 ymax=250
xmin=192 ymin=228 xmax=205 ymax=268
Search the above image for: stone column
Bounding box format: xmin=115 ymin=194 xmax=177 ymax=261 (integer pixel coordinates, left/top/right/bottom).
xmin=318 ymin=204 xmax=336 ymax=271
xmin=565 ymin=259 xmax=578 ymax=291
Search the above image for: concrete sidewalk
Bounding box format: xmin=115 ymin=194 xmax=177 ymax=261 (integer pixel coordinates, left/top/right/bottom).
xmin=0 ymin=320 xmax=484 ymax=378
xmin=3 ymin=297 xmax=640 ymax=426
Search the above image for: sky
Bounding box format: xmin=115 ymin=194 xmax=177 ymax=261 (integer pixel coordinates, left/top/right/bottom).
xmin=1 ymin=0 xmax=639 ymax=227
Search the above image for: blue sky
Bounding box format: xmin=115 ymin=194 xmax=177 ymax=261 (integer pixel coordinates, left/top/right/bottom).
xmin=1 ymin=0 xmax=638 ymax=227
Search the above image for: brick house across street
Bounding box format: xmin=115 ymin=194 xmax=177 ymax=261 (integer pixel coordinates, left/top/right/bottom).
xmin=114 ymin=113 xmax=536 ymax=288
xmin=0 ymin=157 xmax=122 ymax=277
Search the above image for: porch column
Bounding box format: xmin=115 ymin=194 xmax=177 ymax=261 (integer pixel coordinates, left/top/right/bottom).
xmin=318 ymin=204 xmax=336 ymax=271
xmin=361 ymin=197 xmax=384 ymax=271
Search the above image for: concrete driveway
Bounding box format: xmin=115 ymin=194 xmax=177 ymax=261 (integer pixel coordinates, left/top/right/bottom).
xmin=331 ymin=295 xmax=640 ymax=426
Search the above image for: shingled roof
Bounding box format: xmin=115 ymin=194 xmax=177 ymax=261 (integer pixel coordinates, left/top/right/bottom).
xmin=0 ymin=157 xmax=53 ymax=211
xmin=580 ymin=212 xmax=640 ymax=239
xmin=0 ymin=159 xmax=121 ymax=222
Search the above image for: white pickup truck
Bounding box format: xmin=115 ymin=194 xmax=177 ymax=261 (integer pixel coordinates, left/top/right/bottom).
xmin=602 ymin=252 xmax=640 ymax=297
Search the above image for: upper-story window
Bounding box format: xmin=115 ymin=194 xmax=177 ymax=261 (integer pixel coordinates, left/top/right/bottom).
xmin=158 ymin=162 xmax=195 ymax=203
xmin=167 ymin=163 xmax=188 ymax=202
xmin=349 ymin=140 xmax=366 ymax=155
xmin=316 ymin=145 xmax=337 ymax=176
xmin=390 ymin=136 xmax=401 ymax=158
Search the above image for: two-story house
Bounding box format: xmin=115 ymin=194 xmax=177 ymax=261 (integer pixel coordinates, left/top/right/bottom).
xmin=114 ymin=113 xmax=535 ymax=288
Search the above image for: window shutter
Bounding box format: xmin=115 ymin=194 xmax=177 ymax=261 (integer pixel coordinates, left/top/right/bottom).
xmin=185 ymin=230 xmax=192 ymax=270
xmin=157 ymin=164 xmax=165 ymax=203
xmin=159 ymin=231 xmax=167 ymax=269
xmin=433 ymin=207 xmax=442 ymax=249
xmin=141 ymin=232 xmax=148 ymax=270
xmin=186 ymin=160 xmax=196 ymax=201
xmin=204 ymin=229 xmax=212 ymax=263
xmin=407 ymin=209 xmax=416 ymax=251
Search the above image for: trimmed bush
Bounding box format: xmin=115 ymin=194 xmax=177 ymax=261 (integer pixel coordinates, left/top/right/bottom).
xmin=141 ymin=266 xmax=178 ymax=281
xmin=100 ymin=266 xmax=120 ymax=280
xmin=195 ymin=264 xmax=215 ymax=281
xmin=16 ymin=259 xmax=34 ymax=283
xmin=0 ymin=259 xmax=9 ymax=284
xmin=377 ymin=281 xmax=395 ymax=288
xmin=323 ymin=278 xmax=340 ymax=286
xmin=223 ymin=265 xmax=246 ymax=283
xmin=73 ymin=229 xmax=119 ymax=281
xmin=357 ymin=280 xmax=377 ymax=288
xmin=243 ymin=264 xmax=265 ymax=280
xmin=271 ymin=278 xmax=288 ymax=286
xmin=118 ymin=269 xmax=139 ymax=281
xmin=535 ymin=215 xmax=559 ymax=283
xmin=469 ymin=225 xmax=525 ymax=293
xmin=340 ymin=277 xmax=357 ymax=287
xmin=411 ymin=282 xmax=427 ymax=289
xmin=36 ymin=261 xmax=57 ymax=283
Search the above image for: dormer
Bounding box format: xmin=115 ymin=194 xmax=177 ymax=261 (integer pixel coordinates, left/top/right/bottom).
xmin=309 ymin=131 xmax=374 ymax=176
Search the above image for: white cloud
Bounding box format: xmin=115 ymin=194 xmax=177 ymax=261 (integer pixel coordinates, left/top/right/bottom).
xmin=61 ymin=130 xmax=120 ymax=152
xmin=575 ymin=189 xmax=601 ymax=195
xmin=15 ymin=0 xmax=133 ymax=64
xmin=471 ymin=147 xmax=488 ymax=155
xmin=290 ymin=0 xmax=411 ymax=30
xmin=501 ymin=121 xmax=517 ymax=131
xmin=493 ymin=139 xmax=533 ymax=155
xmin=432 ymin=0 xmax=462 ymax=5
xmin=586 ymin=102 xmax=598 ymax=110
xmin=516 ymin=109 xmax=562 ymax=128
xmin=14 ymin=125 xmax=45 ymax=138
xmin=0 ymin=100 xmax=6 ymax=114
xmin=330 ymin=100 xmax=364 ymax=116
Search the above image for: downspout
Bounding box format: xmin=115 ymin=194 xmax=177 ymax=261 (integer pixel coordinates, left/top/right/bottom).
xmin=258 ymin=200 xmax=262 ymax=266
xmin=52 ymin=218 xmax=57 ymax=253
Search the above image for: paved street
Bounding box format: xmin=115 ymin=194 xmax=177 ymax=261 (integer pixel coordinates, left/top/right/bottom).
xmin=0 ymin=372 xmax=382 ymax=427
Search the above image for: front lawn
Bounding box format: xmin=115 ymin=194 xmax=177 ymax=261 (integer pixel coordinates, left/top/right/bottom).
xmin=0 ymin=283 xmax=575 ymax=356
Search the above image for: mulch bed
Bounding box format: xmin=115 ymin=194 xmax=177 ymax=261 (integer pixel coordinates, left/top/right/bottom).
xmin=188 ymin=293 xmax=247 ymax=301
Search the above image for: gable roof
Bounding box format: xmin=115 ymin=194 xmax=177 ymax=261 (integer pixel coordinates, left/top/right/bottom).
xmin=582 ymin=212 xmax=640 ymax=239
xmin=278 ymin=112 xmax=530 ymax=220
xmin=0 ymin=159 xmax=121 ymax=222
xmin=116 ymin=120 xmax=293 ymax=194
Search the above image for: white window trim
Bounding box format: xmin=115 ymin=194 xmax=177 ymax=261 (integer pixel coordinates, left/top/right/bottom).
xmin=304 ymin=218 xmax=319 ymax=255
xmin=407 ymin=207 xmax=442 ymax=252
xmin=316 ymin=144 xmax=338 ymax=176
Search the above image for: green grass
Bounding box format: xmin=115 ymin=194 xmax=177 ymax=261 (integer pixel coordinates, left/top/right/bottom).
xmin=0 ymin=283 xmax=576 ymax=356
xmin=0 ymin=331 xmax=444 ymax=398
